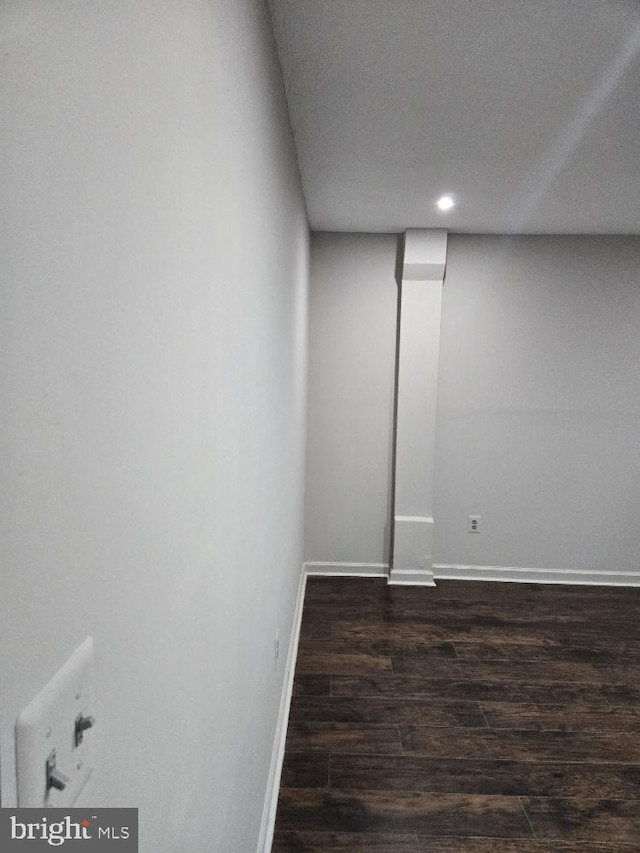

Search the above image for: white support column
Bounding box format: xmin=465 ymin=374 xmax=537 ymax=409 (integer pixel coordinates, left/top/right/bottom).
xmin=389 ymin=229 xmax=448 ymax=586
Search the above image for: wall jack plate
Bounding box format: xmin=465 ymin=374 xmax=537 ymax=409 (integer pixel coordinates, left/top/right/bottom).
xmin=468 ymin=515 xmax=481 ymax=533
xmin=16 ymin=637 xmax=96 ymax=807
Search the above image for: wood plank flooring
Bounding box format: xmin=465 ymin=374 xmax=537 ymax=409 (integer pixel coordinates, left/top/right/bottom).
xmin=272 ymin=578 xmax=640 ymax=851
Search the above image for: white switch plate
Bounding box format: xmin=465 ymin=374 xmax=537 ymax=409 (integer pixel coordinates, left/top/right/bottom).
xmin=16 ymin=636 xmax=95 ymax=807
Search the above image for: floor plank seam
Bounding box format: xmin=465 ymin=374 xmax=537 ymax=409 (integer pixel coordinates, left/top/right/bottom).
xmin=597 ymin=681 xmax=614 ymax=706
xmin=478 ymin=704 xmax=491 ymax=729
xmin=519 ymin=796 xmax=538 ymax=838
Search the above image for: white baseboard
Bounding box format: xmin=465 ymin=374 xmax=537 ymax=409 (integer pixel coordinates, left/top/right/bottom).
xmin=305 ymin=562 xmax=438 ymax=586
xmin=257 ymin=568 xmax=307 ymax=853
xmin=433 ymin=563 xmax=640 ymax=586
xmin=303 ymin=561 xmax=389 ymax=578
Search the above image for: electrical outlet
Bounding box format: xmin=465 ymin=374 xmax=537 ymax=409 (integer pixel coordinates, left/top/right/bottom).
xmin=468 ymin=515 xmax=481 ymax=533
xmin=274 ymin=630 xmax=280 ymax=670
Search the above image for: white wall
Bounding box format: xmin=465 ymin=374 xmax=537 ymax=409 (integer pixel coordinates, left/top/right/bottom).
xmin=436 ymin=234 xmax=640 ymax=572
xmin=304 ymin=233 xmax=397 ymax=564
xmin=305 ymin=232 xmax=640 ymax=576
xmin=0 ymin=3 xmax=308 ymax=852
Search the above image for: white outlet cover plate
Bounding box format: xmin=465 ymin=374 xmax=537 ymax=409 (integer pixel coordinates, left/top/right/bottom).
xmin=15 ymin=636 xmax=96 ymax=807
xmin=468 ymin=515 xmax=481 ymax=533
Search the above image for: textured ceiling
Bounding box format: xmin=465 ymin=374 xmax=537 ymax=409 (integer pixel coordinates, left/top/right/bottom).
xmin=268 ymin=0 xmax=640 ymax=233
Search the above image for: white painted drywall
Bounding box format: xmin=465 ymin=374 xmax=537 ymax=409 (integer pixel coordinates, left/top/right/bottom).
xmin=305 ymin=233 xmax=640 ymax=576
xmin=435 ymin=235 xmax=640 ymax=572
xmin=0 ymin=3 xmax=308 ymax=851
xmin=304 ymin=233 xmax=398 ymax=563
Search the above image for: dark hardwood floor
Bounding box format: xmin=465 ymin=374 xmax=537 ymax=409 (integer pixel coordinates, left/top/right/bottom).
xmin=272 ymin=577 xmax=640 ymax=852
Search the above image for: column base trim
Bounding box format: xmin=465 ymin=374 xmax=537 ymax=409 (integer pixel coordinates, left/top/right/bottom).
xmin=388 ymin=567 xmax=436 ymax=586
xmin=392 ymin=515 xmax=435 ymax=574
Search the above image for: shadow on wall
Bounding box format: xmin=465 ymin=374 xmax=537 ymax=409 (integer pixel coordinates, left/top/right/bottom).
xmin=386 ymin=233 xmax=406 ymax=566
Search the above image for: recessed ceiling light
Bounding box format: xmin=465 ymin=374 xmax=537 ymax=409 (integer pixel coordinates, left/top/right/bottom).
xmin=437 ymin=194 xmax=455 ymax=211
